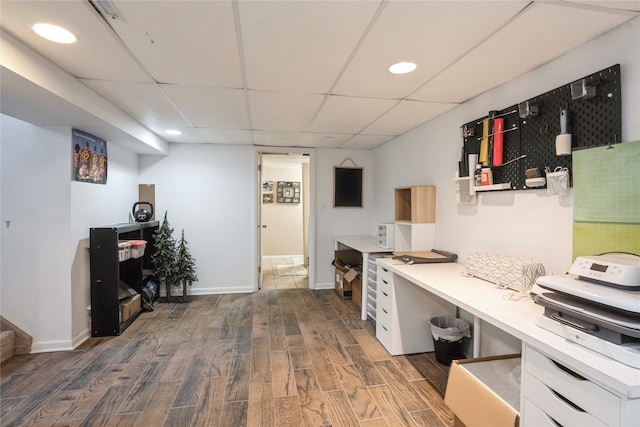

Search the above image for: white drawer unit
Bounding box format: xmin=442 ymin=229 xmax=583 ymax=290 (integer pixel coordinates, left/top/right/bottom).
xmin=367 ymin=253 xmax=391 ymax=321
xmin=522 ymin=345 xmax=625 ymax=427
xmin=375 ymin=261 xmax=455 ymax=356
xmin=376 ymin=223 xmax=394 ymax=249
xmin=376 ymin=264 xmax=394 ymax=350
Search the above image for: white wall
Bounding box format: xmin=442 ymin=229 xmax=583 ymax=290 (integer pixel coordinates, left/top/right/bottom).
xmin=1 ymin=114 xmax=141 ymax=351
xmin=138 ymin=143 xmax=256 ymax=294
xmin=373 ymin=16 xmax=640 ymax=276
xmin=1 ymin=116 xmax=71 ymax=351
xmin=314 ymin=148 xmax=374 ymax=288
xmin=261 ymin=164 xmax=304 ymax=256
xmin=69 ymin=142 xmax=140 ymax=344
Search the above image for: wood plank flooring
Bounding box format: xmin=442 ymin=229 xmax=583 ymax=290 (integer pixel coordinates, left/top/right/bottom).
xmin=0 ymin=289 xmax=463 ymax=427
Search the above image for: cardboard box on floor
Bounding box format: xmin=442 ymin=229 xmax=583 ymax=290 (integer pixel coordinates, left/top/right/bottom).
xmin=445 ymin=354 xmax=521 ymax=427
xmin=120 ymin=294 xmax=141 ymax=323
xmin=335 ymin=264 xmax=361 ymax=299
xmin=350 ymin=271 xmax=362 ymax=309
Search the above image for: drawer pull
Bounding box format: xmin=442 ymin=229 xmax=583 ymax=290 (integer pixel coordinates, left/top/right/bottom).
xmin=382 ymin=291 xmax=388 ymax=297
xmin=382 ymin=268 xmax=388 ymax=272
xmin=382 ymin=308 xmax=388 ymax=314
xmin=550 ymin=360 xmax=587 ymax=381
xmin=550 ymin=416 xmax=563 ymax=427
xmin=551 ymin=388 xmax=586 ymax=413
xmin=550 ymin=312 xmax=599 ymax=333
xmin=382 ymin=279 xmax=388 ymax=285
xmin=382 ymin=325 xmax=388 ymax=331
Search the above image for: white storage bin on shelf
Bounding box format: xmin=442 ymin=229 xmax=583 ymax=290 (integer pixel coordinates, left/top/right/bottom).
xmin=128 ymin=240 xmax=147 ymax=259
xmin=376 ymin=223 xmax=395 ymax=249
xmin=118 ymin=241 xmax=131 ymax=262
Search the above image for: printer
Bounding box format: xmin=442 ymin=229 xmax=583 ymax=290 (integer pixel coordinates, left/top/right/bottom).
xmin=530 ymin=254 xmax=640 ymax=368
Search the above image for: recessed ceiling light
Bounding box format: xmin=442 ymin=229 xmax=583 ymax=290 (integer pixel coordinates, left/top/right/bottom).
xmin=32 ymin=23 xmax=77 ymax=44
xmin=389 ymin=61 xmax=417 ymax=75
xmin=165 ymin=129 xmax=181 ymax=136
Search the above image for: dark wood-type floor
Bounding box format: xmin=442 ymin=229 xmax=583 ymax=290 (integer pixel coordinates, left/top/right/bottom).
xmin=1 ymin=289 xmax=463 ymax=427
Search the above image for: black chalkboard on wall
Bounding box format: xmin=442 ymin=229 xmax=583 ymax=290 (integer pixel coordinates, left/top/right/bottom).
xmin=334 ymin=167 xmax=363 ymax=207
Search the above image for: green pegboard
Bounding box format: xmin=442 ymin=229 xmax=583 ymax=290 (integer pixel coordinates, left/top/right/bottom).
xmin=573 ymin=140 xmax=640 ymax=224
xmin=573 ymin=222 xmax=640 ymax=259
xmin=572 ymin=140 xmax=640 ymax=259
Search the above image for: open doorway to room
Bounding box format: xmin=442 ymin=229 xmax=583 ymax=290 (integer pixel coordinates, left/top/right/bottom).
xmin=258 ymin=153 xmax=310 ymax=290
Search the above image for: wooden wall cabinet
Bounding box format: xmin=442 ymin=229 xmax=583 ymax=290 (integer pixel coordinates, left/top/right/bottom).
xmin=90 ymin=221 xmax=158 ymax=336
xmin=394 ymin=186 xmax=436 ymax=223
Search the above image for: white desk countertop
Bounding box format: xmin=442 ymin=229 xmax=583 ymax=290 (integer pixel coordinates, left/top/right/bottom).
xmin=376 ymin=257 xmax=640 ymax=399
xmin=334 ymin=235 xmax=392 ymax=254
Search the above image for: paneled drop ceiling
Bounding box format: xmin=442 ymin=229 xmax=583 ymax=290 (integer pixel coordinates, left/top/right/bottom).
xmin=1 ymin=1 xmax=638 ymax=152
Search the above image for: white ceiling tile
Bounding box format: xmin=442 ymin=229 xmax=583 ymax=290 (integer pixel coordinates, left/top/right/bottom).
xmin=109 ymin=1 xmax=242 ymax=87
xmin=363 ymin=100 xmax=458 ymax=136
xmin=411 ymin=2 xmax=636 ymax=103
xmin=148 ymin=126 xmax=205 ymax=144
xmin=239 ymin=1 xmax=379 ymax=93
xmin=298 ymin=133 xmax=353 ymax=148
xmin=253 ymin=130 xmax=303 ymax=147
xmin=160 ymin=84 xmax=249 ymax=129
xmin=81 ymin=80 xmax=189 ymax=127
xmin=249 ymin=91 xmax=325 ymax=131
xmin=340 ymin=134 xmax=393 ymax=150
xmin=0 ymin=0 xmax=151 ymax=82
xmin=308 ymin=95 xmax=397 ymax=134
xmin=198 ymin=128 xmax=253 ymax=145
xmin=567 ymin=1 xmax=640 ymax=12
xmin=333 ymin=1 xmax=530 ymax=99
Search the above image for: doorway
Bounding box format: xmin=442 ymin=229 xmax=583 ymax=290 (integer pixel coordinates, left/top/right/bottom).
xmin=258 ymin=153 xmax=311 ymax=290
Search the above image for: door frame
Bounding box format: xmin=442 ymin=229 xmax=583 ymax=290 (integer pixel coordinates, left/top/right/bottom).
xmin=255 ymin=148 xmax=315 ymax=291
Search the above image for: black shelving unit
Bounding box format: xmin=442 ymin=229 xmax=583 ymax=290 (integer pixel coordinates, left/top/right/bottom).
xmin=89 ymin=221 xmax=158 ymax=336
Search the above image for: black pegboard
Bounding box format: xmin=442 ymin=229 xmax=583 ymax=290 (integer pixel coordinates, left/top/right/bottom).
xmin=462 ymin=106 xmax=521 ymax=189
xmin=461 ymin=64 xmax=622 ymax=190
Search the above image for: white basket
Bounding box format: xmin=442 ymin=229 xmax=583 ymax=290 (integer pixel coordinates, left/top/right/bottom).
xmin=129 ymin=240 xmax=147 ymax=259
xmin=118 ymin=241 xmax=131 ymax=262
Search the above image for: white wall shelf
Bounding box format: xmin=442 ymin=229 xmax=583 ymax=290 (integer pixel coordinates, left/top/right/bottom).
xmin=474 ymin=182 xmax=512 ymax=192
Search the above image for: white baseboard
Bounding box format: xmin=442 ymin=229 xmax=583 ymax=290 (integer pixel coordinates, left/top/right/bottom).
xmin=31 ymin=339 xmax=75 ymax=353
xmin=313 ymin=281 xmax=335 ymax=290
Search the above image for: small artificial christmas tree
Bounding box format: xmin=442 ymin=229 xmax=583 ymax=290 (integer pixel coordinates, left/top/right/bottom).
xmin=151 ymin=211 xmax=177 ymax=302
xmin=173 ymin=229 xmax=198 ymax=303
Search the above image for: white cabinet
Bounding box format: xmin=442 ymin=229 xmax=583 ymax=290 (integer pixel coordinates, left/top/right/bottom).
xmin=522 ymin=345 xmax=632 ymax=427
xmin=375 ymin=261 xmax=455 ymax=356
xmin=394 ymin=222 xmax=436 ymax=252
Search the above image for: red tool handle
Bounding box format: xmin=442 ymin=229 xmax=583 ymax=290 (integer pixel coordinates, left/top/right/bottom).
xmin=492 ymin=118 xmax=504 ymax=166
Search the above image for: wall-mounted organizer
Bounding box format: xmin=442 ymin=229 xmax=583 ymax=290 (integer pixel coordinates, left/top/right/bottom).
xmin=457 ymin=64 xmax=622 ymax=195
xmin=276 ymin=181 xmax=300 ymax=203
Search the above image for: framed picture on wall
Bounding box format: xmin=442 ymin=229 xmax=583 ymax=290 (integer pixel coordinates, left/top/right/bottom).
xmin=263 ymin=193 xmax=273 ymax=203
xmin=72 ymin=128 xmax=108 ymax=185
xmin=276 ymin=181 xmax=301 ymax=203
